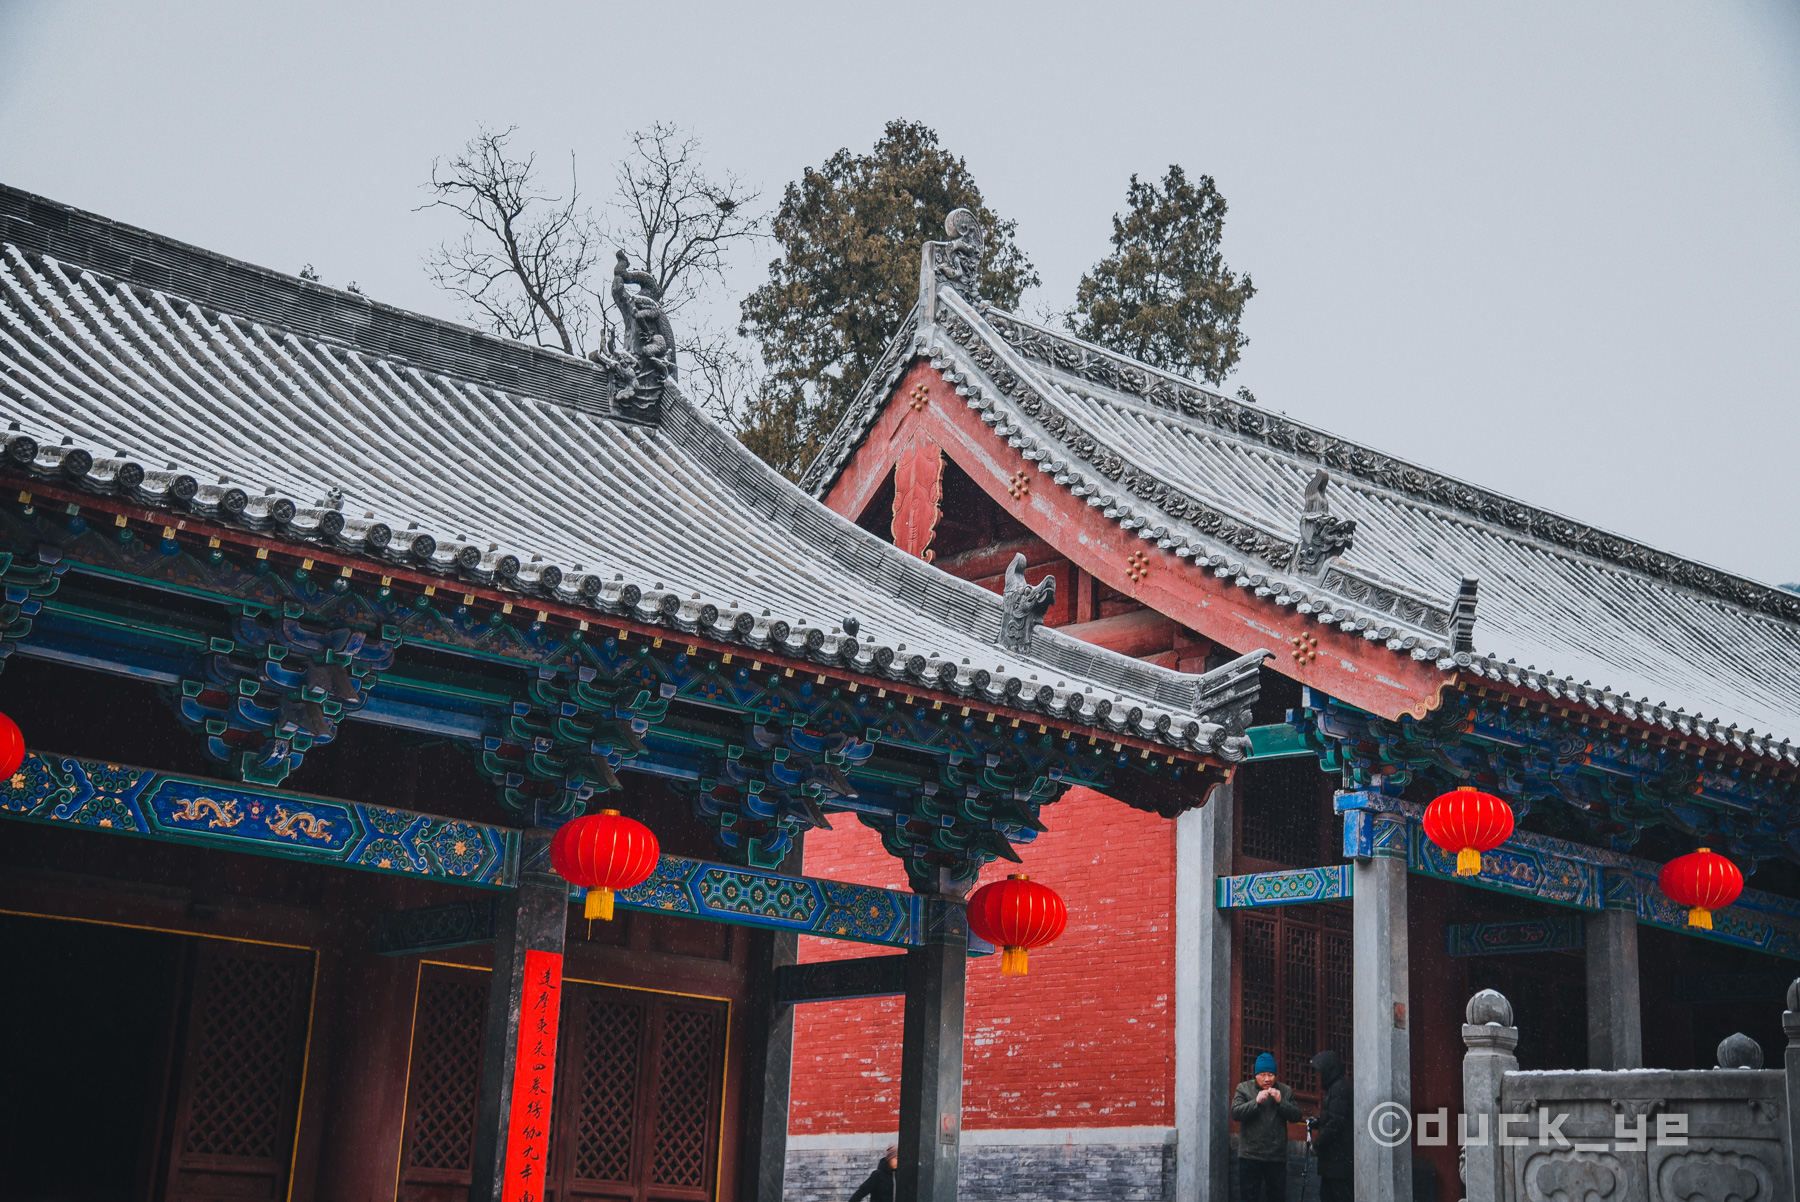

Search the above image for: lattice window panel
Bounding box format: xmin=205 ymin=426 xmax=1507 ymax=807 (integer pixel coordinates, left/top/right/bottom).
xmin=1322 ymin=922 xmax=1353 ymax=1077
xmin=574 ymin=995 xmax=644 ymax=1182
xmin=1238 ymin=906 xmax=1353 ymax=1100
xmin=1283 ymin=924 xmax=1320 ymax=1094
xmin=1239 ymin=758 xmax=1326 ymax=867
xmin=1238 ymin=913 xmax=1278 ymax=1081
xmin=651 ymin=1007 xmax=721 ymax=1189
xmin=181 ymin=951 xmax=305 ymax=1160
xmin=406 ymin=974 xmax=488 ymax=1172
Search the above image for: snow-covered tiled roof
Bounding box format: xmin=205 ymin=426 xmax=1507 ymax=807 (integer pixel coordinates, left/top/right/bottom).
xmin=805 ymin=267 xmax=1800 ymax=765
xmin=0 ymin=183 xmax=1266 ymax=758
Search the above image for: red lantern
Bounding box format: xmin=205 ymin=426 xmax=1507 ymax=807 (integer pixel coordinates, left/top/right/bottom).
xmin=1422 ymin=786 xmax=1515 ymax=876
xmin=0 ymin=712 xmax=22 ymax=780
xmin=966 ymin=874 xmax=1067 ymax=976
xmin=1658 ymin=847 xmax=1743 ymax=930
xmin=549 ymin=809 xmax=660 ymax=921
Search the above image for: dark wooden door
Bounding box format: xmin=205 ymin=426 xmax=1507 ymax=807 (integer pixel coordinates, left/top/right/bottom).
xmin=553 ymin=985 xmax=728 ymax=1202
xmin=397 ymin=974 xmax=728 ymax=1202
xmin=399 ymin=965 xmax=492 ymax=1202
xmin=161 ymin=940 xmax=314 ymax=1202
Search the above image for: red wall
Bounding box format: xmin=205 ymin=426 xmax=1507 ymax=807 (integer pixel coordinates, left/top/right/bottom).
xmin=789 ymin=786 xmax=1179 ymax=1134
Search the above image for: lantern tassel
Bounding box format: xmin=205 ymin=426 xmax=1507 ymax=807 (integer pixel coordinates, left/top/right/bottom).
xmin=1456 ymin=848 xmax=1482 ymax=877
xmin=585 ymin=887 xmax=615 ymax=922
xmin=1000 ymin=946 xmax=1028 ymax=976
xmin=1688 ymin=906 xmax=1712 ymax=931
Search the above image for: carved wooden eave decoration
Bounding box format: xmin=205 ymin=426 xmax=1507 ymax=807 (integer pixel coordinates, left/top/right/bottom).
xmin=803 ymin=224 xmax=1800 ymax=772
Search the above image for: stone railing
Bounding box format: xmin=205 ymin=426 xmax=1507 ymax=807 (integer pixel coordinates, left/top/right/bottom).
xmin=1461 ymin=986 xmax=1799 ymax=1201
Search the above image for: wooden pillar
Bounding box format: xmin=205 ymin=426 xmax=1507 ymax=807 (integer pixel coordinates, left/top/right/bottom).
xmin=739 ymin=929 xmax=800 ymax=1202
xmin=739 ymin=838 xmax=804 ymax=1202
xmin=471 ymin=830 xmax=568 ymax=1202
xmin=896 ymin=909 xmax=967 ymax=1202
xmin=1585 ymin=903 xmax=1643 ymax=1069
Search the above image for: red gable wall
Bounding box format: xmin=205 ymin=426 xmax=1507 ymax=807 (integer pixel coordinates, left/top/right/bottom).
xmin=788 ymin=785 xmax=1179 ymax=1134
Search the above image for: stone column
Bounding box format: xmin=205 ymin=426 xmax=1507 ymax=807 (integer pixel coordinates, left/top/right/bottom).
xmin=1585 ymin=904 xmax=1642 ymax=1069
xmin=471 ymin=828 xmax=569 ymax=1202
xmin=896 ymin=907 xmax=967 ymax=1202
xmin=1461 ymin=989 xmax=1519 ymax=1202
xmin=1175 ymin=782 xmax=1233 ymax=1202
xmin=1353 ymin=840 xmax=1412 ymax=1201
xmin=1783 ymin=979 xmax=1800 ymax=1202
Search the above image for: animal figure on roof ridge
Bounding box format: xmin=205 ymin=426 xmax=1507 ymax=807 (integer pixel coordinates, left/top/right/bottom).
xmin=998 ymin=552 xmax=1055 ymax=652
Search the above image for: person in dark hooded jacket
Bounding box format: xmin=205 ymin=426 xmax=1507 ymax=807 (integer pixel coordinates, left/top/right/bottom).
xmin=1310 ymin=1050 xmax=1352 ymax=1201
xmin=849 ymin=1145 xmax=898 ymax=1202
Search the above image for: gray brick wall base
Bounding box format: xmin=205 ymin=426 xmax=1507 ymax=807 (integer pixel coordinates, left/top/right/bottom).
xmin=785 ymin=1134 xmax=1175 ymax=1202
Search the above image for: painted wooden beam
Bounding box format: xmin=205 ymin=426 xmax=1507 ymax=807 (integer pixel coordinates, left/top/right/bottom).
xmin=775 ymin=955 xmax=908 ymax=1004
xmin=1445 ymin=916 xmax=1584 ymax=957
xmin=0 ymin=750 xmax=519 ymax=887
xmin=375 ymin=898 xmax=501 ymax=954
xmin=1338 ymin=789 xmax=1800 ymax=960
xmin=2 ymin=749 xmax=994 ymax=953
xmin=1215 ymin=864 xmax=1353 ymax=908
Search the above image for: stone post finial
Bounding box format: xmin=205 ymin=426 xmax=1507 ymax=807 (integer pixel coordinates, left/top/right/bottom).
xmin=1466 ymin=987 xmax=1514 ymax=1027
xmin=1462 ymin=989 xmax=1518 ymax=1202
xmin=1716 ymin=1032 xmax=1764 ymax=1069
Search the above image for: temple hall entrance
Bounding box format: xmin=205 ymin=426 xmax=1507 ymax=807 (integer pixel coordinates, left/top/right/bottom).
xmin=0 ymin=913 xmax=313 ymax=1202
xmin=399 ymin=967 xmax=730 ymax=1202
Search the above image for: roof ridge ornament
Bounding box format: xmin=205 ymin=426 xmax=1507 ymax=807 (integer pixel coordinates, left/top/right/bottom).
xmin=602 ymin=249 xmax=675 ymax=425
xmin=997 ymin=552 xmax=1055 ymax=653
xmin=919 ymin=208 xmax=985 ymax=324
xmin=1295 ymin=469 xmax=1355 ymax=577
xmin=1451 ymin=576 xmax=1479 ymax=653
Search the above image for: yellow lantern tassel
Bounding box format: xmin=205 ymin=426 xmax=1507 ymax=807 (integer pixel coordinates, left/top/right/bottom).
xmin=1456 ymin=848 xmax=1482 ymax=876
xmin=585 ymin=887 xmax=615 ymax=922
xmin=1000 ymin=946 xmax=1028 ymax=976
xmin=1688 ymin=906 xmax=1712 ymax=930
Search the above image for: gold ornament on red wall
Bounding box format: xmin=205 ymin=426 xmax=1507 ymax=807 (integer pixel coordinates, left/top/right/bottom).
xmin=1125 ymin=550 xmax=1151 ymax=584
xmin=1289 ymin=634 xmax=1319 ymax=665
xmin=907 ymin=381 xmax=930 ymax=412
xmin=1007 ymin=470 xmax=1032 ymax=500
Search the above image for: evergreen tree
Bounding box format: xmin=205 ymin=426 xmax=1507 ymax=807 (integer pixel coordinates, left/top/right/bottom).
xmin=739 ymin=120 xmax=1037 ymax=478
xmin=1068 ymin=166 xmax=1253 ymax=384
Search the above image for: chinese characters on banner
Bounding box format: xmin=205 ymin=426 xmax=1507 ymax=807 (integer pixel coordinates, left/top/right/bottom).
xmin=502 ymin=948 xmax=564 ymax=1202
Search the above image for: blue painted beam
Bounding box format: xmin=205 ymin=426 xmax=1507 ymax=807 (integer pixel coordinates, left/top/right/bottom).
xmin=1 ymin=748 xmax=988 ymax=953
xmin=1 ymin=751 xmax=519 ymax=888
xmin=1338 ymin=789 xmax=1800 ymax=960
xmin=1446 ymin=917 xmax=1583 ymax=957
xmin=1216 ymin=865 xmax=1352 ymax=908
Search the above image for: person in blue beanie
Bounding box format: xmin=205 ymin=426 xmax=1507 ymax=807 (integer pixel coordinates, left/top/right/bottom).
xmin=1232 ymin=1051 xmax=1301 ymax=1201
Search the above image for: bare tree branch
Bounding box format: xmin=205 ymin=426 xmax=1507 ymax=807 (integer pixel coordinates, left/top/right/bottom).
xmin=612 ymin=121 xmax=763 ymax=317
xmin=421 ymin=126 xmax=605 ymax=355
xmin=422 ymin=122 xmax=767 ymax=429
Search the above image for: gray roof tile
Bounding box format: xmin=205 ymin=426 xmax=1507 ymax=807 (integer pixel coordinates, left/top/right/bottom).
xmin=0 ymin=184 xmax=1265 ymax=757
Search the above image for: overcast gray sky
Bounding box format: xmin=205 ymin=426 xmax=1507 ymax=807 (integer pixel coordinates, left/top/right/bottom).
xmin=3 ymin=1 xmax=1796 ymax=585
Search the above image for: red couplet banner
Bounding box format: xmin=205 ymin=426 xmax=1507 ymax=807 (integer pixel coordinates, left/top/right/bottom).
xmin=503 ymin=948 xmax=564 ymax=1202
